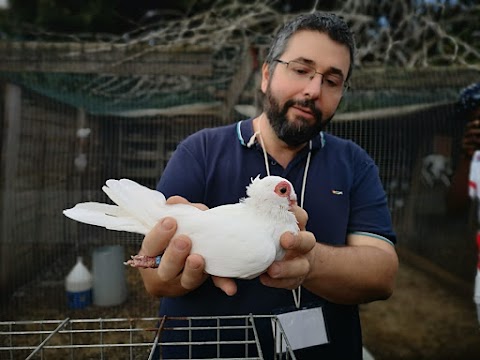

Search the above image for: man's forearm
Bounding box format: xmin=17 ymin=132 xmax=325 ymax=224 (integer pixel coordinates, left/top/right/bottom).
xmin=303 ymin=241 xmax=398 ymax=305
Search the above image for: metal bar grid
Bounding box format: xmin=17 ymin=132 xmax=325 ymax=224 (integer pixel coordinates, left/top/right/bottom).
xmin=0 ymin=315 xmax=296 ymax=359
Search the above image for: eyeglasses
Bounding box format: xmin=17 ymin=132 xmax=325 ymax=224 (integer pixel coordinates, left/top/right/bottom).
xmin=274 ymin=59 xmax=349 ymax=96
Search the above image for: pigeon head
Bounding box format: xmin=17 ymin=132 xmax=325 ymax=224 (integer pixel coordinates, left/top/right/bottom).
xmin=245 ymin=176 xmax=297 ymax=209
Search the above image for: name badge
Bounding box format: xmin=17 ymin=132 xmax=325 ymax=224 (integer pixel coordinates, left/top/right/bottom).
xmin=273 ymin=306 xmax=329 ymax=353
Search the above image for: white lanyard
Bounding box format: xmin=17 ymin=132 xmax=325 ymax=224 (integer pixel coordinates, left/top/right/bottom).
xmin=249 ymin=118 xmax=312 ymax=309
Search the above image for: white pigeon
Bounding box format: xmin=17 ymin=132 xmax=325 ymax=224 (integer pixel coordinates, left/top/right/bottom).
xmin=63 ymin=175 xmax=299 ymax=279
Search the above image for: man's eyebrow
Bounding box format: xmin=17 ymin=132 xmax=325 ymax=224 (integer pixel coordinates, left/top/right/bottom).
xmin=292 ymin=57 xmax=345 ymax=79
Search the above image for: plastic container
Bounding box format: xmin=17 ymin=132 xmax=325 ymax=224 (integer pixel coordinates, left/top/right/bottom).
xmin=92 ymin=245 xmax=127 ymax=306
xmin=65 ymin=256 xmax=93 ymax=309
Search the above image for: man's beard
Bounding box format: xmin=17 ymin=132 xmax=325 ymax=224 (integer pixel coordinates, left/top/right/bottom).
xmin=264 ymin=87 xmax=331 ymax=147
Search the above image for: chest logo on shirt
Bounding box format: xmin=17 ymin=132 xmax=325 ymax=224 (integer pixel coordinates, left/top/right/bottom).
xmin=331 ymin=190 xmax=343 ymax=195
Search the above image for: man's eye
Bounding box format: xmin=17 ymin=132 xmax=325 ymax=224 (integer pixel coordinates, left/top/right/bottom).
xmin=324 ymin=77 xmax=341 ymax=87
xmin=292 ymin=67 xmax=310 ymax=75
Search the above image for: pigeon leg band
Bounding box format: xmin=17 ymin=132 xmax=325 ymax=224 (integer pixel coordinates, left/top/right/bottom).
xmin=124 ymin=254 xmax=161 ymax=268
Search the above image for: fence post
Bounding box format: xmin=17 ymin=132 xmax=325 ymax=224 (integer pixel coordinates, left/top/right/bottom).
xmin=0 ymin=82 xmax=22 ymax=294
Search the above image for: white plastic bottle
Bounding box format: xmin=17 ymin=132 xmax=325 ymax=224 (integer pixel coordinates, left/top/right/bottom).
xmin=65 ymin=256 xmax=93 ymax=309
xmin=92 ymin=245 xmax=127 ymax=306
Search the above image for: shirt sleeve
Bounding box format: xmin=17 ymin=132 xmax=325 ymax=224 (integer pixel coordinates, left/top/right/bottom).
xmin=348 ymin=148 xmax=397 ymax=244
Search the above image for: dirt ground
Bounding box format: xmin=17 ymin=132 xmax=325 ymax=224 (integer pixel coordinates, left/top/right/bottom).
xmin=2 ymin=249 xmax=480 ymax=359
xmin=361 ymin=250 xmax=480 ymax=360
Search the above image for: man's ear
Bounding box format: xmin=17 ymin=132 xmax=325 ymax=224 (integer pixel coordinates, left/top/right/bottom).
xmin=260 ymin=62 xmax=270 ymax=94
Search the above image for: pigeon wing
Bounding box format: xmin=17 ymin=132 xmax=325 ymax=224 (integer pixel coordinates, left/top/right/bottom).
xmin=180 ymin=204 xmax=279 ymax=278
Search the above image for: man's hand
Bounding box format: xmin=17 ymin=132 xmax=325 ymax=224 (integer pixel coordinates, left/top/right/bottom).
xmin=462 ymin=118 xmax=480 ymax=157
xmin=259 ymin=231 xmax=317 ymax=290
xmin=138 ymin=196 xmax=238 ymax=297
xmin=259 ymin=205 xmax=316 ymax=290
xmin=138 ymin=215 xmax=208 ymax=297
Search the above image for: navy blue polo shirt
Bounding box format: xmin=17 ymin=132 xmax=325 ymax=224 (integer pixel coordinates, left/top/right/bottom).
xmin=156 ymin=118 xmax=396 ymax=359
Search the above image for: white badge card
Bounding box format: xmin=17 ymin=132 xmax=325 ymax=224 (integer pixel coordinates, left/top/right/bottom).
xmin=273 ymin=306 xmax=329 ymax=353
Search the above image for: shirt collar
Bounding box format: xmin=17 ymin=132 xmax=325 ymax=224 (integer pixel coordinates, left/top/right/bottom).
xmin=236 ymin=118 xmax=325 ymax=150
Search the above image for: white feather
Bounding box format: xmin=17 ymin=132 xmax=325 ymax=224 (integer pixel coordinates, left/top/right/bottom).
xmin=63 ymin=175 xmax=299 ymax=279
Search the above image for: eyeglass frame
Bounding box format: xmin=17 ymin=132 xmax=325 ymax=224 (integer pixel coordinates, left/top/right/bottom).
xmin=274 ymin=59 xmax=350 ymax=95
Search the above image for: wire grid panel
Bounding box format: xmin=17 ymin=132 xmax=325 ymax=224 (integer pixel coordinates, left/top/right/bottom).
xmin=0 ymin=315 xmax=296 ymax=359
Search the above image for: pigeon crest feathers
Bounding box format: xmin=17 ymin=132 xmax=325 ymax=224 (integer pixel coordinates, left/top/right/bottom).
xmin=242 ymin=175 xmax=298 ymax=224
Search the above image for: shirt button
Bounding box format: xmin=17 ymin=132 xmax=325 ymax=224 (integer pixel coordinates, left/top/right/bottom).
xmin=271 ymin=160 xmax=277 ymax=166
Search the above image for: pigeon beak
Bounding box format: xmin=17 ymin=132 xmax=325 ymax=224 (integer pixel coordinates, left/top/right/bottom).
xmin=289 ymin=193 xmax=297 ymax=207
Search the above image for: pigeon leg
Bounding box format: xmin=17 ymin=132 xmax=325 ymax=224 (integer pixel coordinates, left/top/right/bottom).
xmin=124 ymin=254 xmax=161 ymax=268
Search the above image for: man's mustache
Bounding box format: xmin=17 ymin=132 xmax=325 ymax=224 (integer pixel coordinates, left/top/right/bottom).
xmin=283 ymin=99 xmax=322 ymax=119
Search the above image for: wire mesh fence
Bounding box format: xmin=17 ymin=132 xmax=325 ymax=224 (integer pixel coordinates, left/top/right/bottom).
xmin=1 ymin=71 xmax=479 ymax=318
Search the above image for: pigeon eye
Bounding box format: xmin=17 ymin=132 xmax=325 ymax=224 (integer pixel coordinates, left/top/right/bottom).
xmin=274 ymin=181 xmax=291 ymax=197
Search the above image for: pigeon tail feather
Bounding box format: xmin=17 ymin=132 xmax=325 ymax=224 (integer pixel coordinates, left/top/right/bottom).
xmin=63 ymin=202 xmax=150 ymax=234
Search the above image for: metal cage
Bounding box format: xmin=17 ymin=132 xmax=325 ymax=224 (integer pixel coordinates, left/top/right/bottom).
xmin=0 ymin=315 xmax=296 ymax=359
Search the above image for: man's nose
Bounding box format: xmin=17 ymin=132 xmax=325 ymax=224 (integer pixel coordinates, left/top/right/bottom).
xmin=302 ymin=73 xmax=323 ymax=99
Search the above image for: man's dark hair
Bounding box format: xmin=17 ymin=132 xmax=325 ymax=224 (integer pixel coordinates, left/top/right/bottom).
xmin=265 ymin=12 xmax=356 ymax=81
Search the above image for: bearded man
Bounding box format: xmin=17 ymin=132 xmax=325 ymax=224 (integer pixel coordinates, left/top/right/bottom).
xmin=137 ymin=11 xmax=398 ymax=359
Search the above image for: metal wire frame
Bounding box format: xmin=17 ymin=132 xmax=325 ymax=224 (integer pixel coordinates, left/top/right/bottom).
xmin=0 ymin=315 xmax=296 ymax=360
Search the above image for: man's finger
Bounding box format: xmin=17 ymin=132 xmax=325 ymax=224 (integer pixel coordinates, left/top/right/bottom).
xmin=180 ymin=254 xmax=208 ymax=290
xmin=212 ymin=276 xmax=237 ymax=296
xmin=157 ymin=234 xmax=192 ymax=282
xmin=265 ymin=256 xmax=311 ymax=280
xmin=166 ymin=195 xmax=209 ymax=210
xmin=290 ymin=205 xmax=308 ymax=230
xmin=259 ymin=271 xmax=305 ymax=290
xmin=280 ymin=231 xmax=316 ymax=257
xmin=140 ymin=217 xmax=177 ymax=256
